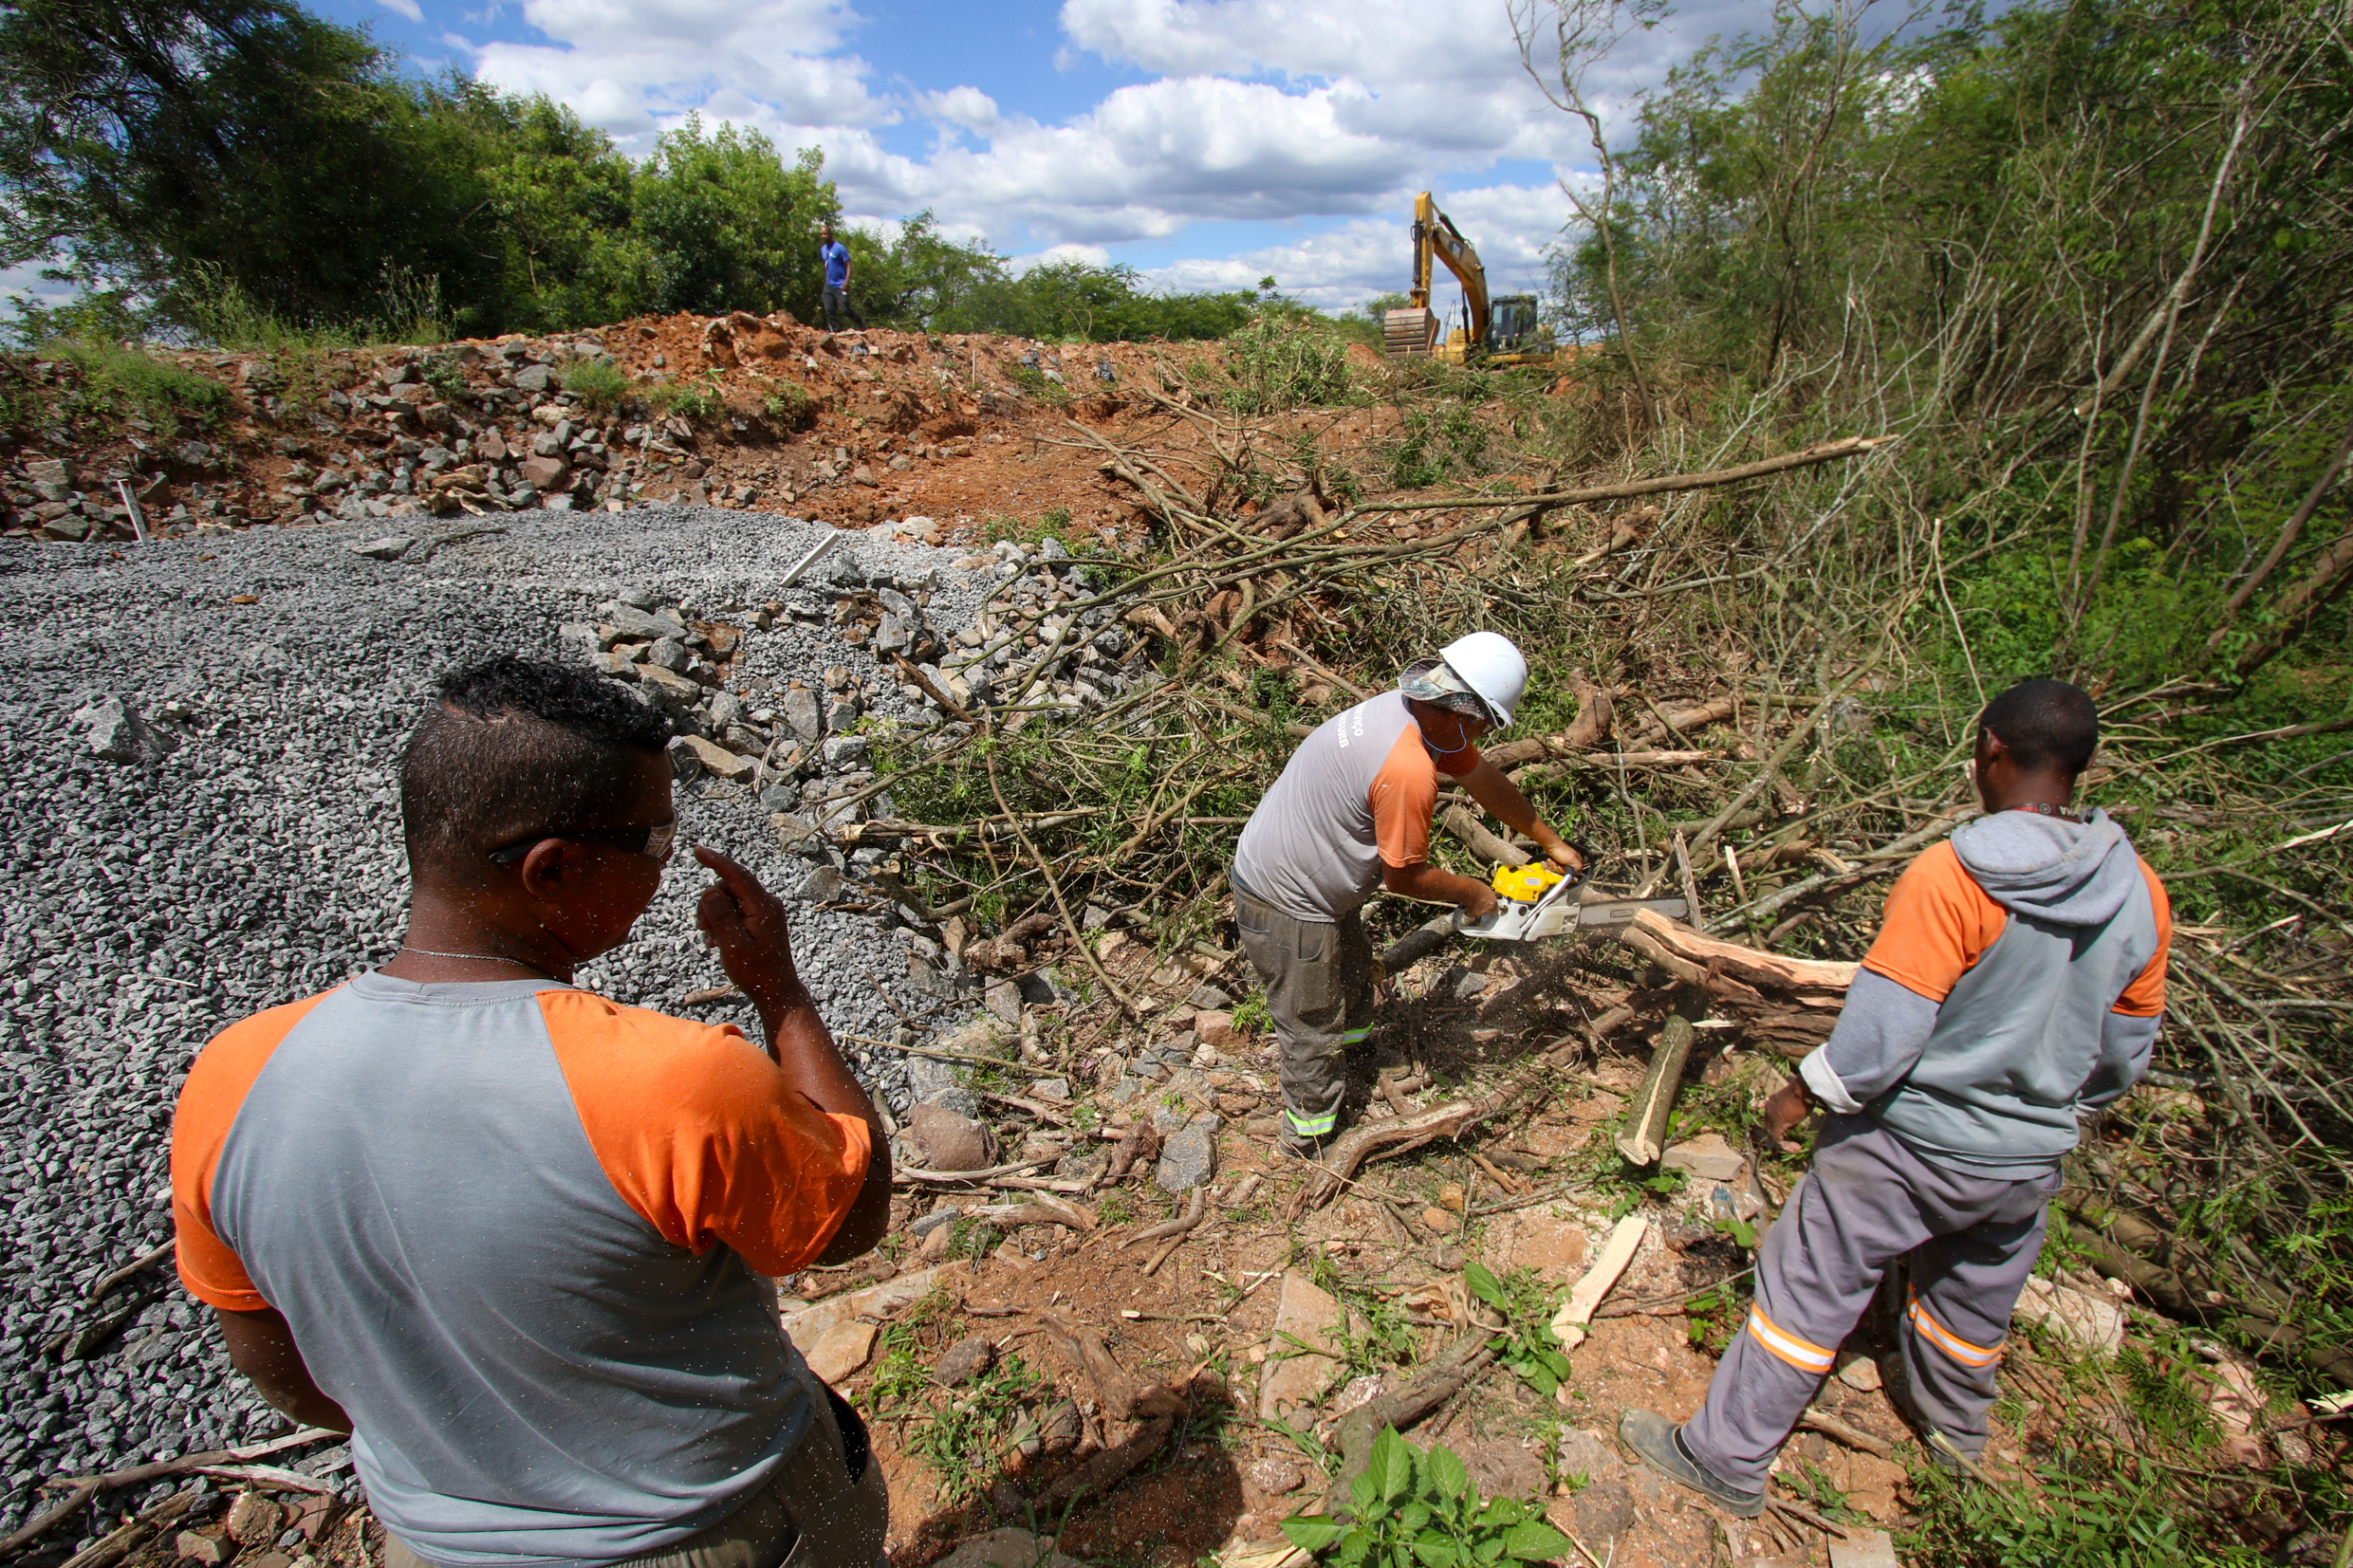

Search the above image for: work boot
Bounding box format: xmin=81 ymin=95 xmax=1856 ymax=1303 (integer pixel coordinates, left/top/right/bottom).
xmin=1279 ymin=1124 xmax=1332 ymax=1163
xmin=1617 ymin=1410 xmax=1766 ymax=1518
xmin=1878 ymin=1353 xmax=1986 ymax=1480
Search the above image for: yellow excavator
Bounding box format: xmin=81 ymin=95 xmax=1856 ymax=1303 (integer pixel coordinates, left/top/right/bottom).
xmin=1382 ymin=192 xmax=1558 ymax=366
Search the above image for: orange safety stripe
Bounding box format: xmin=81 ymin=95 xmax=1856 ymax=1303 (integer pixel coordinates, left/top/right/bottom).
xmin=1744 ymin=1305 xmax=1836 ymax=1374
xmin=1907 ymin=1286 xmax=2004 ymax=1367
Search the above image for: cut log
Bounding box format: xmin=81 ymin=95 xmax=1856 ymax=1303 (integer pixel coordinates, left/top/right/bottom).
xmin=1550 ymin=1214 xmax=1648 ymax=1351
xmin=1617 ymin=1016 xmax=1694 ymax=1166
xmin=1440 ymin=804 xmax=1529 ymax=869
xmin=1626 ymin=909 xmax=1859 ymax=991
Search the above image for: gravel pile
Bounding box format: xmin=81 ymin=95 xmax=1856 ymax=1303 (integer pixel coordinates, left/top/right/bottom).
xmin=0 ymin=505 xmax=1134 ymax=1542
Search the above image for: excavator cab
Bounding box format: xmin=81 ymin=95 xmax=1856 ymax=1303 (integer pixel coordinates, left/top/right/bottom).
xmin=1491 ymin=295 xmax=1545 ymax=353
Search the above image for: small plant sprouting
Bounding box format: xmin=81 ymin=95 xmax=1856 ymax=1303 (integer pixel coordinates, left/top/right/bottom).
xmin=1279 ymin=1427 xmax=1572 ymax=1567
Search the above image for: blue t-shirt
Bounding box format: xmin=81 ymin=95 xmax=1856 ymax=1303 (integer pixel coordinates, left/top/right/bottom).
xmin=821 ymin=241 xmax=849 ymax=288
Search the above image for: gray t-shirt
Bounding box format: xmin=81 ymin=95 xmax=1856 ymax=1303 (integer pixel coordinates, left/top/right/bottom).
xmin=1232 ymin=692 xmax=1481 ymax=922
xmin=172 ymin=972 xmax=871 ymax=1566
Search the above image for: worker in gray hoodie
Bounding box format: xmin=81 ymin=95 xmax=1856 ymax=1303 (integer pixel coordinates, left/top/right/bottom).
xmin=1620 ymin=678 xmax=2171 ymax=1514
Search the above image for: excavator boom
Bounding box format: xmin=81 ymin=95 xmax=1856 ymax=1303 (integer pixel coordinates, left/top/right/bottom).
xmin=1383 ymin=191 xmax=1554 ymax=366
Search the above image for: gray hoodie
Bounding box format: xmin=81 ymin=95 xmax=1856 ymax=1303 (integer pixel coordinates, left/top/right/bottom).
xmin=1801 ymin=808 xmax=2166 ymax=1173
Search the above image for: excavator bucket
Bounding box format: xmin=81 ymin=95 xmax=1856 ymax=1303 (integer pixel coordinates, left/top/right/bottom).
xmin=1383 ymin=306 xmax=1437 ymax=359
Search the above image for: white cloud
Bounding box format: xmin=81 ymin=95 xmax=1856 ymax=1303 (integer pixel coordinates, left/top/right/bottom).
xmin=374 ymin=0 xmax=424 ymax=22
xmin=466 ymin=0 xmax=1764 ymax=298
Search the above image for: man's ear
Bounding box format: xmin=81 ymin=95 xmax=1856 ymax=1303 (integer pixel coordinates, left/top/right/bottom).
xmin=516 ymin=839 xmax=588 ymax=902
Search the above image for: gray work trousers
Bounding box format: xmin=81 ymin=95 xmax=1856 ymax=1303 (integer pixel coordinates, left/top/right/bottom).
xmin=1232 ymin=873 xmax=1374 ymax=1139
xmin=1680 ymin=1113 xmax=2059 ymax=1490
xmin=383 ymin=1368 xmax=887 ymax=1568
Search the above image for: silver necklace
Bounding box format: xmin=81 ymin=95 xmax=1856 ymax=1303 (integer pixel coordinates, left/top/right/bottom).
xmin=398 ymin=943 xmax=557 ymax=977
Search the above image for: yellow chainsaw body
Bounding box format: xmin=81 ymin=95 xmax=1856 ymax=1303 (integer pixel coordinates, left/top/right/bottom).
xmin=1491 ymin=862 xmax=1565 ymax=904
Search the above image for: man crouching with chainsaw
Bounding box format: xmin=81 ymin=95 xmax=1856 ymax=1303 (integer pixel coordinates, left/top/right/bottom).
xmin=1232 ymin=633 xmax=1582 ymax=1158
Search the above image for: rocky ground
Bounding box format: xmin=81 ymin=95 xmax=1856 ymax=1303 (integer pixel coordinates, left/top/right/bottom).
xmin=0 ymin=314 xmax=1393 ymax=553
xmin=0 ymin=502 xmax=1149 ymax=1557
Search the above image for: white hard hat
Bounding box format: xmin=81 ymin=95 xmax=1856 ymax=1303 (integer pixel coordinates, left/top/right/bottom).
xmin=1439 ymin=632 xmax=1529 ymax=728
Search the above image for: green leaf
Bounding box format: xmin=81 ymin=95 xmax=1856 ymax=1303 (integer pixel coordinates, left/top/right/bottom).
xmin=1464 ymin=1262 xmax=1509 ymax=1308
xmin=1282 ymin=1518 xmax=1348 ymax=1552
xmin=1473 ymin=1538 xmax=1507 ymax=1564
xmin=1502 ymin=1521 xmax=1576 ymax=1561
xmin=1334 ymin=1528 xmax=1374 ymax=1568
xmin=1524 ymin=1361 xmax=1560 ymax=1398
xmin=1398 ymin=1503 xmax=1432 ymax=1534
xmin=1540 ymin=1350 xmax=1572 ymax=1381
xmin=1352 ymin=1470 xmax=1380 ymax=1519
xmin=1426 ymin=1444 xmax=1471 ymax=1500
xmin=1411 ymin=1534 xmax=1461 ymax=1568
xmin=1485 ymin=1498 xmax=1528 ymax=1526
xmin=1372 ymin=1428 xmax=1415 ymax=1503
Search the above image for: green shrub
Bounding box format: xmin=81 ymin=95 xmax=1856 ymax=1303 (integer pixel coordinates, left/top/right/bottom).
xmin=1213 ymin=315 xmax=1353 ymax=415
xmin=40 ymin=339 xmax=227 ymax=426
xmin=1281 ymin=1427 xmax=1572 ymax=1566
xmin=762 ymin=380 xmax=817 ymax=430
xmin=560 ymin=356 xmax=630 ymax=412
xmin=646 ymin=378 xmax=720 ymax=421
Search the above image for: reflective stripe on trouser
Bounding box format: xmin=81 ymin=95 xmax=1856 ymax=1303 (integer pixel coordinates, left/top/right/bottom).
xmin=1232 ymin=872 xmax=1373 ymax=1142
xmin=1678 ymin=1114 xmax=2059 ymax=1491
xmin=384 ymin=1363 xmax=887 ymax=1568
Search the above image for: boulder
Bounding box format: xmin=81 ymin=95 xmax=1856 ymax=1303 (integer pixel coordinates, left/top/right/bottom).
xmin=521 ymin=455 xmax=570 ymax=491
xmin=511 ymin=363 xmax=552 ymax=392
xmin=2014 ymin=1275 xmax=2125 ymax=1353
xmin=76 ymin=697 xmax=175 ymax=766
xmin=933 ymin=1530 xmax=1088 ymax=1568
xmin=677 ymin=733 xmax=754 ymax=782
xmin=1661 ymin=1133 xmax=1747 ymax=1185
xmin=1156 ymin=1114 xmax=1219 ymax=1193
xmin=802 ymin=1319 xmax=877 ymax=1384
xmin=909 ymin=1101 xmax=992 ymax=1172
xmin=935 ymin=1334 xmax=997 ymax=1387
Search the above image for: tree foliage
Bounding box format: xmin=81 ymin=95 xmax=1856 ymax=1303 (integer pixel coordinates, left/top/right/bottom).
xmin=0 ymin=0 xmax=1269 ymax=344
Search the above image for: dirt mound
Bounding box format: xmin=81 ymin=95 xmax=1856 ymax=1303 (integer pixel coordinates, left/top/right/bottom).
xmin=0 ymin=317 xmax=1352 ymax=548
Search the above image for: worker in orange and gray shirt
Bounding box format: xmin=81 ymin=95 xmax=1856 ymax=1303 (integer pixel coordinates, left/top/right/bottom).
xmin=1621 ymin=678 xmax=2171 ymax=1515
xmin=1231 ymin=634 xmax=1583 ymax=1156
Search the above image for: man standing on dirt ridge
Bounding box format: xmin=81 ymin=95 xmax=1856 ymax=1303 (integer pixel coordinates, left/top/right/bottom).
xmin=1620 ymin=678 xmax=2171 ymax=1516
xmin=171 ymin=656 xmax=892 ymax=1567
xmin=1231 ymin=633 xmax=1584 ymax=1158
xmin=819 ymin=223 xmax=860 ymax=332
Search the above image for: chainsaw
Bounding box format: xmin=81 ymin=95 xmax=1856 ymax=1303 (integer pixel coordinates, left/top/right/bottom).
xmin=1452 ymin=859 xmax=1689 ymax=943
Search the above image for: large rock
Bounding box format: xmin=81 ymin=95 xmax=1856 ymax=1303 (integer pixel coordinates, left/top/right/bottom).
xmin=2014 ymin=1275 xmax=2125 ymax=1353
xmin=935 ymin=1334 xmax=997 ymax=1387
xmin=1259 ymin=1270 xmax=1345 ymax=1419
xmin=76 ymin=697 xmax=175 ymax=765
xmin=609 ymin=604 xmax=687 ymax=642
xmin=511 ymin=363 xmax=552 ymax=392
xmin=636 ymin=664 xmax=703 ymax=713
xmin=521 ymin=454 xmax=570 ymax=491
xmin=1156 ymin=1114 xmax=1218 ymax=1193
xmin=676 ymin=733 xmax=753 ymax=783
xmin=933 ymin=1530 xmax=1088 ymax=1568
xmin=1661 ymin=1133 xmax=1747 ymax=1184
xmin=802 ymin=1319 xmax=877 ymax=1383
xmin=780 ymin=686 xmax=824 ymax=742
xmin=909 ymin=1101 xmax=992 ymax=1172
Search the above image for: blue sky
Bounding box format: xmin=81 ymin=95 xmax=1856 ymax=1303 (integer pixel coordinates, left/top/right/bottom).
xmin=8 ymin=0 xmax=1777 ymax=316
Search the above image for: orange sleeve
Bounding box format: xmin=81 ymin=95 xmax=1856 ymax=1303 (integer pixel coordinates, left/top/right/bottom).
xmin=1859 ymin=841 xmax=2010 ymax=1003
xmin=1370 ymin=728 xmax=1440 ymax=868
xmin=171 ymin=991 xmax=337 ymax=1311
xmin=2114 ymin=858 xmax=2172 ymax=1016
xmin=540 ymin=991 xmax=872 ymax=1277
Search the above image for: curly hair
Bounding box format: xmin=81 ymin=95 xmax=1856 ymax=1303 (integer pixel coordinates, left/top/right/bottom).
xmin=1977 ymin=678 xmax=2100 ymax=774
xmin=400 ymin=655 xmax=675 ymax=874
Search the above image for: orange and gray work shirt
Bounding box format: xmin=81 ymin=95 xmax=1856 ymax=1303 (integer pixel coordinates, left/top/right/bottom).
xmin=170 ymin=973 xmax=870 ymax=1568
xmin=1799 ymin=807 xmax=2171 ymax=1173
xmin=1232 ymin=691 xmax=1482 ymax=923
